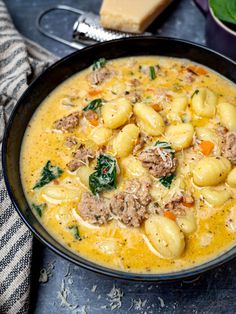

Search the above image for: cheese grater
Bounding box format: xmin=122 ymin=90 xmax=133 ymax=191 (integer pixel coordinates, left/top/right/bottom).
xmin=36 ymin=5 xmax=151 ymax=50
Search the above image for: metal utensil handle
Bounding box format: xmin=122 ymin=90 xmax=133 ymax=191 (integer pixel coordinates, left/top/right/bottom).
xmin=36 ymin=5 xmax=86 ymax=49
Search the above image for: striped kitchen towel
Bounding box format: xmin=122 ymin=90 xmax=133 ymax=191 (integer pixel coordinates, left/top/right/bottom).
xmin=0 ymin=1 xmax=57 ymax=313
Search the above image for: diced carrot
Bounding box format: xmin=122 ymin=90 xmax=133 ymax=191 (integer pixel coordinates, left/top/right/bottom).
xmin=164 ymin=211 xmax=176 ymax=221
xmin=151 ymin=103 xmax=162 ymax=111
xmin=188 ymin=65 xmax=207 ymax=75
xmin=88 ymin=89 xmax=101 ymax=97
xmin=89 ymin=118 xmax=99 ymax=126
xmin=182 ymin=201 xmax=194 ymax=208
xmin=199 ymin=140 xmax=214 ymax=156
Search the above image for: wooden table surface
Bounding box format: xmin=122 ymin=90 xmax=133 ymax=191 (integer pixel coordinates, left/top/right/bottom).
xmin=4 ymin=0 xmax=236 ymax=313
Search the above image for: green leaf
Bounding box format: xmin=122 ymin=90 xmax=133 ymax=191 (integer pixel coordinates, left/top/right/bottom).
xmin=155 ymin=141 xmax=172 ymax=150
xmin=68 ymin=225 xmax=82 ymax=240
xmin=83 ymin=98 xmax=103 ymax=112
xmin=32 ymin=203 xmax=47 ymax=217
xmin=209 ymin=0 xmax=236 ymax=25
xmin=89 ymin=154 xmax=117 ymax=195
xmin=191 ymin=89 xmax=199 ymax=98
xmin=159 ymin=174 xmax=175 ymax=189
xmin=33 ymin=161 xmax=63 ymax=189
xmin=92 ymin=58 xmax=107 ymax=71
xmin=155 ymin=141 xmax=175 ymax=157
xmin=149 ymin=66 xmax=156 ymax=80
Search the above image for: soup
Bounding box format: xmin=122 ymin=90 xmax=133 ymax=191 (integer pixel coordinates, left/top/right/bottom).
xmin=21 ymin=56 xmax=236 ymax=273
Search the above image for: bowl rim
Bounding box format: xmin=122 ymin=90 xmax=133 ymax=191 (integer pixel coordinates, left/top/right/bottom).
xmin=2 ymin=36 xmax=236 ymax=281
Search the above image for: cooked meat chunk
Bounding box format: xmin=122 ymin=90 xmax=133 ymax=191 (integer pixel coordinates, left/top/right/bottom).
xmin=53 ymin=112 xmax=80 ymax=132
xmin=67 ymin=144 xmax=95 ymax=171
xmin=164 ymin=193 xmax=194 ymax=216
xmin=83 ymin=110 xmax=98 ymax=123
xmin=88 ymin=67 xmax=111 ymax=85
xmin=79 ymin=192 xmax=111 ymax=225
xmin=110 ymin=179 xmax=152 ymax=227
xmin=65 ymin=136 xmax=78 ymax=148
xmin=133 ymin=133 xmax=150 ymax=154
xmin=139 ymin=146 xmax=177 ymax=177
xmin=125 ymin=90 xmax=141 ymax=104
xmin=222 ymin=131 xmax=236 ymax=164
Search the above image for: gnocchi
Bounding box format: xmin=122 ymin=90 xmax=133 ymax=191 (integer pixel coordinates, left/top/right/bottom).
xmin=77 ymin=166 xmax=93 ymax=188
xmin=193 ymin=156 xmax=231 ymax=186
xmin=113 ymin=124 xmax=139 ymax=158
xmin=227 ymin=167 xmax=236 ymax=187
xmin=121 ymin=156 xmax=148 ymax=178
xmin=167 ymin=95 xmax=188 ymax=122
xmin=218 ymin=102 xmax=236 ymax=131
xmin=90 ymin=127 xmax=112 ymax=145
xmin=134 ymin=103 xmax=165 ymax=136
xmin=165 ymin=123 xmax=194 ymax=151
xmin=176 ymin=210 xmax=197 ymax=234
xmin=145 ymin=215 xmax=185 ymax=259
xmin=42 ymin=185 xmax=81 ymax=204
xmin=201 ymin=188 xmax=232 ymax=206
xmin=102 ymin=97 xmax=132 ymax=129
xmin=191 ymin=87 xmax=217 ymax=118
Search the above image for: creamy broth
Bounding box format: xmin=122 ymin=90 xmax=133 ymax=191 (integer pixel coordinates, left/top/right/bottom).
xmin=21 ymin=56 xmax=236 ymax=273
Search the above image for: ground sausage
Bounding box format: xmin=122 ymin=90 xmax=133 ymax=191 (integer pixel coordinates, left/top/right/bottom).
xmin=79 ymin=192 xmax=111 ymax=225
xmin=53 ymin=112 xmax=80 ymax=132
xmin=88 ymin=67 xmax=111 ymax=85
xmin=138 ymin=146 xmax=177 ymax=177
xmin=222 ymin=131 xmax=236 ymax=164
xmin=67 ymin=144 xmax=95 ymax=171
xmin=65 ymin=136 xmax=78 ymax=148
xmin=110 ymin=179 xmax=152 ymax=227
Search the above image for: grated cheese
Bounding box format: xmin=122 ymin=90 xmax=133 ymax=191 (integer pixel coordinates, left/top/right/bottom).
xmin=107 ymin=285 xmax=124 ymax=310
xmin=158 ymin=296 xmax=165 ymax=308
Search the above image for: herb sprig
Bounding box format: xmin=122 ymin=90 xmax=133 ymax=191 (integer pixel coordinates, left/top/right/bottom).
xmin=92 ymin=58 xmax=107 ymax=71
xmin=191 ymin=89 xmax=199 ymax=98
xmin=149 ymin=66 xmax=156 ymax=80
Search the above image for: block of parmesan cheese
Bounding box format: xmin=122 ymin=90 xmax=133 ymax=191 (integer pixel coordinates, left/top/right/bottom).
xmin=100 ymin=0 xmax=173 ymax=34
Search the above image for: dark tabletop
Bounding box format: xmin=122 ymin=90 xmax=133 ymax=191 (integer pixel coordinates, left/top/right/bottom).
xmin=4 ymin=0 xmax=236 ymax=313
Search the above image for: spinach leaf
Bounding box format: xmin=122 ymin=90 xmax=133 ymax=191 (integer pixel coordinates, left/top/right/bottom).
xmin=209 ymin=0 xmax=236 ymax=25
xmin=191 ymin=89 xmax=199 ymax=98
xmin=159 ymin=174 xmax=175 ymax=189
xmin=83 ymin=98 xmax=103 ymax=112
xmin=68 ymin=225 xmax=82 ymax=240
xmin=155 ymin=141 xmax=175 ymax=157
xmin=33 ymin=161 xmax=63 ymax=189
xmin=32 ymin=203 xmax=47 ymax=217
xmin=149 ymin=66 xmax=156 ymax=80
xmin=89 ymin=154 xmax=117 ymax=195
xmin=92 ymin=58 xmax=107 ymax=71
xmin=155 ymin=141 xmax=172 ymax=150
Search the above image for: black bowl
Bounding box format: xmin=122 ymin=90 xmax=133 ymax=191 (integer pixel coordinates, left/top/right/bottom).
xmin=2 ymin=37 xmax=236 ymax=281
